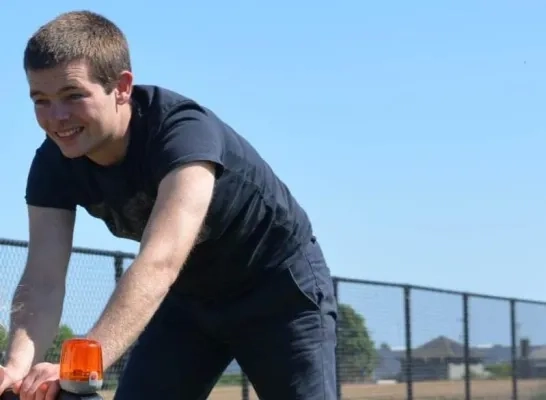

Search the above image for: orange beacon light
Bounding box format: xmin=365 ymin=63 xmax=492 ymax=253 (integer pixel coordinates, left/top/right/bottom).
xmin=59 ymin=338 xmax=104 ymax=398
xmin=0 ymin=339 xmax=104 ymax=400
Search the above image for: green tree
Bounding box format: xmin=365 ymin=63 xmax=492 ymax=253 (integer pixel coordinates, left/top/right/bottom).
xmin=0 ymin=324 xmax=7 ymax=357
xmin=0 ymin=324 xmax=7 ymax=365
xmin=485 ymin=363 xmax=512 ymax=378
xmin=44 ymin=324 xmax=75 ymax=363
xmin=337 ymin=303 xmax=377 ymax=382
xmin=379 ymin=342 xmax=391 ymax=351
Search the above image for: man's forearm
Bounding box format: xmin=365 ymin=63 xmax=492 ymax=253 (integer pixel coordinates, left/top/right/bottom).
xmin=86 ymin=259 xmax=177 ymax=370
xmin=5 ymin=278 xmax=64 ymax=373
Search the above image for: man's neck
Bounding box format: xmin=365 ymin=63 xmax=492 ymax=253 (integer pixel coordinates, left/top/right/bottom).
xmin=86 ymin=105 xmax=133 ymax=166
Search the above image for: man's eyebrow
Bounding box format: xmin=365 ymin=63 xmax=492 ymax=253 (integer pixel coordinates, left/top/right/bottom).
xmin=30 ymin=85 xmax=82 ymax=98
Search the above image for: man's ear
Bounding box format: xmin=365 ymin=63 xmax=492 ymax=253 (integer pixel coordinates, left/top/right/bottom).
xmin=115 ymin=70 xmax=133 ymax=105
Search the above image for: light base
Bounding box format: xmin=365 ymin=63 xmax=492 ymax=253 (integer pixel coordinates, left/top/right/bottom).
xmin=58 ymin=391 xmax=103 ymax=400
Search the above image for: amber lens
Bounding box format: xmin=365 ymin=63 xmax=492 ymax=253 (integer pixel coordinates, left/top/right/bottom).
xmin=59 ymin=338 xmax=103 ymax=382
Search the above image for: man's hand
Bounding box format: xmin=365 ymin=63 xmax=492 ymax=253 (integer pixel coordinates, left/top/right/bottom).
xmin=0 ymin=366 xmax=21 ymax=396
xmin=12 ymin=363 xmax=60 ymax=400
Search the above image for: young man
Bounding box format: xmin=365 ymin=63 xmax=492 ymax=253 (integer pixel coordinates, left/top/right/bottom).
xmin=0 ymin=10 xmax=337 ymax=400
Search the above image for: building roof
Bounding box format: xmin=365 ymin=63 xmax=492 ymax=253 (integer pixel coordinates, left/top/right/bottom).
xmin=406 ymin=335 xmax=480 ymax=359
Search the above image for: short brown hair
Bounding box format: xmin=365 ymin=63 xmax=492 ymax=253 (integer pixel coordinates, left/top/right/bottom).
xmin=24 ymin=10 xmax=132 ymax=93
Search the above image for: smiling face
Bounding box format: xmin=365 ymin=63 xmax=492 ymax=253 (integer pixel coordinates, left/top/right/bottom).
xmin=26 ymin=59 xmax=133 ymax=164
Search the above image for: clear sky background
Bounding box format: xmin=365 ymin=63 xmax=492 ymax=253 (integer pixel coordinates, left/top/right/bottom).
xmin=0 ymin=1 xmax=545 ymax=349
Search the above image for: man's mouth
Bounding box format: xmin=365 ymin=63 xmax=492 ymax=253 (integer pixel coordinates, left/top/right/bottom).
xmin=56 ymin=127 xmax=84 ymax=138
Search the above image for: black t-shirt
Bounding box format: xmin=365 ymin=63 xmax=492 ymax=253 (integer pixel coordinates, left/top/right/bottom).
xmin=25 ymin=85 xmax=314 ymax=300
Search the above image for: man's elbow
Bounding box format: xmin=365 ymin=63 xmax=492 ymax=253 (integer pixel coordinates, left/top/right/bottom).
xmin=11 ymin=272 xmax=65 ymax=324
xmin=19 ymin=267 xmax=66 ymax=298
xmin=152 ymin=257 xmax=183 ymax=285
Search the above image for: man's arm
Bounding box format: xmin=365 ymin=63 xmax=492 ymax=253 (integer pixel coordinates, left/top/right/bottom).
xmin=5 ymin=206 xmax=75 ymax=375
xmin=86 ymin=160 xmax=216 ymax=369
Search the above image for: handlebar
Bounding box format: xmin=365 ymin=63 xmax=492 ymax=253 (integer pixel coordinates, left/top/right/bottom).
xmin=0 ymin=391 xmax=17 ymax=400
xmin=1 ymin=390 xmax=103 ymax=400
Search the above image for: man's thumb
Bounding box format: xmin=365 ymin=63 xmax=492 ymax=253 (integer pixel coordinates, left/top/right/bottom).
xmin=0 ymin=367 xmax=17 ymax=394
xmin=0 ymin=368 xmax=10 ymax=393
xmin=10 ymin=380 xmax=23 ymax=394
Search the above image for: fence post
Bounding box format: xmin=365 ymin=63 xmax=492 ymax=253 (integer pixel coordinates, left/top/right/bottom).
xmin=510 ymin=299 xmax=518 ymax=400
xmin=113 ymin=253 xmax=124 ymax=284
xmin=109 ymin=254 xmax=128 ymax=387
xmin=332 ymin=277 xmax=342 ymax=400
xmin=462 ymin=293 xmax=470 ymax=400
xmin=241 ymin=372 xmax=249 ymax=400
xmin=403 ymin=285 xmax=413 ymax=400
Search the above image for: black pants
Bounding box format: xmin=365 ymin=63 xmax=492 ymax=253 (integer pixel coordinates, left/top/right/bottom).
xmin=113 ymin=238 xmax=338 ymax=400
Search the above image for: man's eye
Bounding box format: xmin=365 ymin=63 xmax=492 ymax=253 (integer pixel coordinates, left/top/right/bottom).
xmin=67 ymin=93 xmax=84 ymax=100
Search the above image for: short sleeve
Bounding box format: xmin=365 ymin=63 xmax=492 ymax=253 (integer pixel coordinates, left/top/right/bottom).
xmin=25 ymin=139 xmax=77 ymax=211
xmin=148 ymin=101 xmax=226 ymax=187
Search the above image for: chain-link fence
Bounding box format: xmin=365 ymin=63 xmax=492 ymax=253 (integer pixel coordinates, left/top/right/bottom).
xmin=335 ymin=277 xmax=546 ymax=400
xmin=1 ymin=238 xmax=545 ymax=400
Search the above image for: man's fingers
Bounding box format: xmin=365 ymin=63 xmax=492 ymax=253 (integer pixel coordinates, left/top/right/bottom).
xmin=19 ymin=374 xmax=40 ymax=400
xmin=26 ymin=378 xmax=44 ymax=396
xmin=22 ymin=379 xmax=59 ymax=400
xmin=19 ymin=373 xmax=34 ymax=394
xmin=24 ymin=374 xmax=50 ymax=399
xmin=18 ymin=379 xmax=30 ymax=400
xmin=34 ymin=383 xmax=48 ymax=400
xmin=44 ymin=381 xmax=60 ymax=400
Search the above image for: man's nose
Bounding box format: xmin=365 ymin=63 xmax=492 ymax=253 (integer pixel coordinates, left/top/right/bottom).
xmin=48 ymin=102 xmax=71 ymax=120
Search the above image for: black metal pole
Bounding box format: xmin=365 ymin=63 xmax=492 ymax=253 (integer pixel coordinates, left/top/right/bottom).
xmin=241 ymin=372 xmax=249 ymax=400
xmin=113 ymin=254 xmax=124 ymax=283
xmin=333 ymin=278 xmax=342 ymax=400
xmin=510 ymin=299 xmax=518 ymax=400
xmin=404 ymin=286 xmax=413 ymax=400
xmin=462 ymin=293 xmax=471 ymax=400
xmin=110 ymin=255 xmax=130 ymax=389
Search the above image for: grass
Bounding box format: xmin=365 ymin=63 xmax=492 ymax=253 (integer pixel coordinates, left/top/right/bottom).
xmin=97 ymin=378 xmax=546 ymax=399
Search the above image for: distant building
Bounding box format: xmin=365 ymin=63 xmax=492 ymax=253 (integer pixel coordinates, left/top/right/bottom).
xmin=519 ymin=342 xmax=546 ymax=379
xmin=374 ymin=345 xmax=401 ymax=380
xmin=397 ymin=336 xmax=485 ymax=381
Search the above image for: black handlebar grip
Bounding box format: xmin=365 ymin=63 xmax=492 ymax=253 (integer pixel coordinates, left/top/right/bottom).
xmin=0 ymin=390 xmax=18 ymax=400
xmin=1 ymin=390 xmax=102 ymax=400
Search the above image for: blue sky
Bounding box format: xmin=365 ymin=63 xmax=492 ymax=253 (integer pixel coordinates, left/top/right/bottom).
xmin=0 ymin=1 xmax=545 ymax=348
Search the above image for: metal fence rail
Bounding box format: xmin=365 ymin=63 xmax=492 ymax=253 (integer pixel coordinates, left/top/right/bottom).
xmin=1 ymin=238 xmax=545 ymax=400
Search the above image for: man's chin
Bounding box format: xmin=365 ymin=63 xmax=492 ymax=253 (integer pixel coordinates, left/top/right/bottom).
xmin=55 ymin=138 xmax=118 ymax=164
xmin=58 ymin=145 xmax=91 ymax=159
